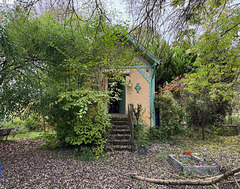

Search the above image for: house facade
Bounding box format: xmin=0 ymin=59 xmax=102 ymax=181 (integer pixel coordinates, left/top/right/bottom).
xmin=108 ymin=31 xmax=160 ymax=127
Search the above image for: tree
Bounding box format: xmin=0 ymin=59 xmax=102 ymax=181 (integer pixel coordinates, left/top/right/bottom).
xmin=154 ymin=46 xmax=197 ymax=88
xmin=126 ymin=0 xmax=239 ymax=41
xmin=0 ymin=9 xmax=136 ymax=154
xmin=7 ymin=0 xmax=240 ymax=41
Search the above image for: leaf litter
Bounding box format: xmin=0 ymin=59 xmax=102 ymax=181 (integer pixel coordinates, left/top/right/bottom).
xmin=0 ymin=136 xmax=239 ymax=189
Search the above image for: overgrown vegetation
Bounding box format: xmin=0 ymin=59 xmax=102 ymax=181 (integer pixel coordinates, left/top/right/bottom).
xmin=0 ymin=10 xmax=134 ymax=154
xmin=151 ymin=2 xmax=240 ymax=141
xmin=45 ymin=89 xmax=111 ymax=155
xmin=131 ymin=104 xmax=149 ymax=149
xmin=0 ymin=0 xmax=239 ymax=164
xmin=154 ymin=90 xmax=185 ymax=139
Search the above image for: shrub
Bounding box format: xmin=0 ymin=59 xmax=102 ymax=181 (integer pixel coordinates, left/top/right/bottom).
xmin=47 ymin=89 xmax=111 ymax=155
xmin=24 ymin=113 xmax=41 ymax=131
xmin=157 ymin=77 xmax=232 ymax=140
xmin=134 ymin=122 xmax=149 ymax=148
xmin=132 ymin=104 xmax=149 ymax=149
xmin=225 ymin=114 xmax=240 ymax=125
xmin=155 ymin=91 xmax=185 ymax=139
xmin=38 ymin=131 xmax=60 ymax=149
xmin=149 ymin=126 xmax=166 ymax=141
xmin=2 ymin=117 xmax=28 ymax=134
xmin=185 ymin=91 xmax=231 ymax=139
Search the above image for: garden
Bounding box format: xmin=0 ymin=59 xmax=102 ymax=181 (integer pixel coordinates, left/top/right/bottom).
xmin=0 ymin=128 xmax=240 ymax=188
xmin=1 ymin=0 xmax=240 ymax=188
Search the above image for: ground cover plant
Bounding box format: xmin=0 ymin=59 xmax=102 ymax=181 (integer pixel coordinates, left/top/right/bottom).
xmin=0 ymin=133 xmax=239 ymax=188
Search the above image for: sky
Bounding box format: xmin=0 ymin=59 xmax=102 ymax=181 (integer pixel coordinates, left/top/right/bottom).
xmin=0 ymin=0 xmax=15 ymax=9
xmin=104 ymin=0 xmax=131 ymax=25
xmin=0 ymin=0 xmax=14 ymax=4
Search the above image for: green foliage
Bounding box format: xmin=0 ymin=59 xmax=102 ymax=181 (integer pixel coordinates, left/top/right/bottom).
xmin=132 ymin=104 xmax=143 ymax=126
xmin=162 ymin=6 xmax=240 ymax=140
xmin=75 ymin=147 xmax=96 ymax=161
xmin=38 ymin=131 xmax=60 ymax=149
xmin=149 ymin=126 xmax=166 ymax=141
xmin=46 ymin=89 xmax=111 ymax=155
xmin=1 ymin=115 xmax=43 ymax=138
xmin=134 ymin=122 xmax=149 ymax=148
xmin=185 ymin=92 xmax=231 ymax=130
xmin=180 ymin=7 xmax=239 ymax=138
xmin=155 ymin=91 xmax=185 ymax=139
xmin=24 ymin=113 xmax=41 ymax=131
xmin=144 ymin=31 xmax=197 ymax=88
xmin=184 ymin=7 xmax=240 ymax=101
xmin=131 ymin=104 xmax=149 ymax=148
xmin=0 ymin=12 xmax=134 ymax=119
xmin=171 ymin=48 xmax=197 ymax=75
xmin=225 ymin=114 xmax=240 ymax=125
xmin=0 ymin=12 xmax=135 ymax=155
xmin=1 ymin=118 xmax=26 ymax=139
xmin=14 ymin=131 xmax=44 ymax=140
xmin=159 ymin=47 xmax=197 ymax=85
xmin=160 ymin=77 xmax=232 ymax=139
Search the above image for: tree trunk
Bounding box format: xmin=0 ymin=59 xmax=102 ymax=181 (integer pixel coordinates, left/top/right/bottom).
xmin=202 ymin=125 xmax=205 ymax=140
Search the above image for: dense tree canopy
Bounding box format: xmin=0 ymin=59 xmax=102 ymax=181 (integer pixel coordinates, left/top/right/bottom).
xmin=0 ymin=8 xmax=136 ymax=153
xmin=0 ymin=8 xmax=135 ymax=116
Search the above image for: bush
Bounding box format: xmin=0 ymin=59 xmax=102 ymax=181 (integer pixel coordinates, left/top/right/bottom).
xmin=225 ymin=114 xmax=240 ymax=125
xmin=24 ymin=113 xmax=41 ymax=131
xmin=134 ymin=122 xmax=149 ymax=149
xmin=149 ymin=126 xmax=166 ymax=141
xmin=185 ymin=92 xmax=231 ymax=139
xmin=155 ymin=91 xmax=185 ymax=139
xmin=131 ymin=104 xmax=149 ymax=149
xmin=157 ymin=77 xmax=233 ymax=140
xmin=38 ymin=131 xmax=60 ymax=149
xmin=2 ymin=117 xmax=28 ymax=134
xmin=47 ymin=89 xmax=111 ymax=155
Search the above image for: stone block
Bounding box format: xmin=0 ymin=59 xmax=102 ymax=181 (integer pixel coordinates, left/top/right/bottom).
xmin=168 ymin=154 xmax=219 ymax=176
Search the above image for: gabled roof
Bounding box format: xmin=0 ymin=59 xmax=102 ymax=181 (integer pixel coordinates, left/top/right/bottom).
xmin=115 ymin=25 xmax=161 ymax=66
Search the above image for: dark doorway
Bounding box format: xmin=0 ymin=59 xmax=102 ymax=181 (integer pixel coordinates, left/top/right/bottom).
xmin=108 ymin=79 xmax=126 ymax=114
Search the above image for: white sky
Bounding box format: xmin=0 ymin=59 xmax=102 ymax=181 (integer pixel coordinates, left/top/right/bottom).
xmin=0 ymin=0 xmax=15 ymax=4
xmin=104 ymin=0 xmax=131 ymax=26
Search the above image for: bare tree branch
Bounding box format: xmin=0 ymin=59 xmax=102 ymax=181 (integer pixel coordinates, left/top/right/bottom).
xmin=130 ymin=166 xmax=240 ymax=186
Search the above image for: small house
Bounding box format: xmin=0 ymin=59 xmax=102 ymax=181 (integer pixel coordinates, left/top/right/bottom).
xmin=108 ymin=30 xmax=160 ymax=128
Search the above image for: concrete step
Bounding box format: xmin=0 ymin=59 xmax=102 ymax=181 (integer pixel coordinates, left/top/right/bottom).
xmin=108 ymin=144 xmax=132 ymax=151
xmin=111 ymin=116 xmax=128 ymax=121
xmin=108 ymin=139 xmax=129 ymax=145
xmin=111 ymin=120 xmax=129 ymax=125
xmin=108 ymin=114 xmax=132 ymax=151
xmin=111 ymin=125 xmax=129 ymax=130
xmin=110 ymin=134 xmax=131 ymax=140
xmin=111 ymin=129 xmax=130 ymax=135
xmin=110 ymin=114 xmax=128 ymax=119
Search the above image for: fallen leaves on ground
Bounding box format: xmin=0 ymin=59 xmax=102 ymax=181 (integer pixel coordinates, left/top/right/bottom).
xmin=0 ymin=136 xmax=239 ymax=189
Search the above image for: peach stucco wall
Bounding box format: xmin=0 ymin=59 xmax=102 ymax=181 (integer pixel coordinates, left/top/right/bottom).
xmin=125 ymin=57 xmax=152 ymax=127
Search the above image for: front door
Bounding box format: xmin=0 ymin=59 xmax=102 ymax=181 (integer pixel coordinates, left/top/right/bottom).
xmin=108 ymin=79 xmax=125 ymax=114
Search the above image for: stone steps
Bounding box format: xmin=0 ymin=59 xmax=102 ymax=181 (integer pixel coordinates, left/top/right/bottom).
xmin=110 ymin=134 xmax=131 ymax=140
xmin=107 ymin=139 xmax=129 ymax=145
xmin=111 ymin=125 xmax=130 ymax=130
xmin=107 ymin=145 xmax=132 ymax=151
xmin=111 ymin=129 xmax=130 ymax=135
xmin=111 ymin=121 xmax=129 ymax=125
xmin=107 ymin=114 xmax=132 ymax=151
